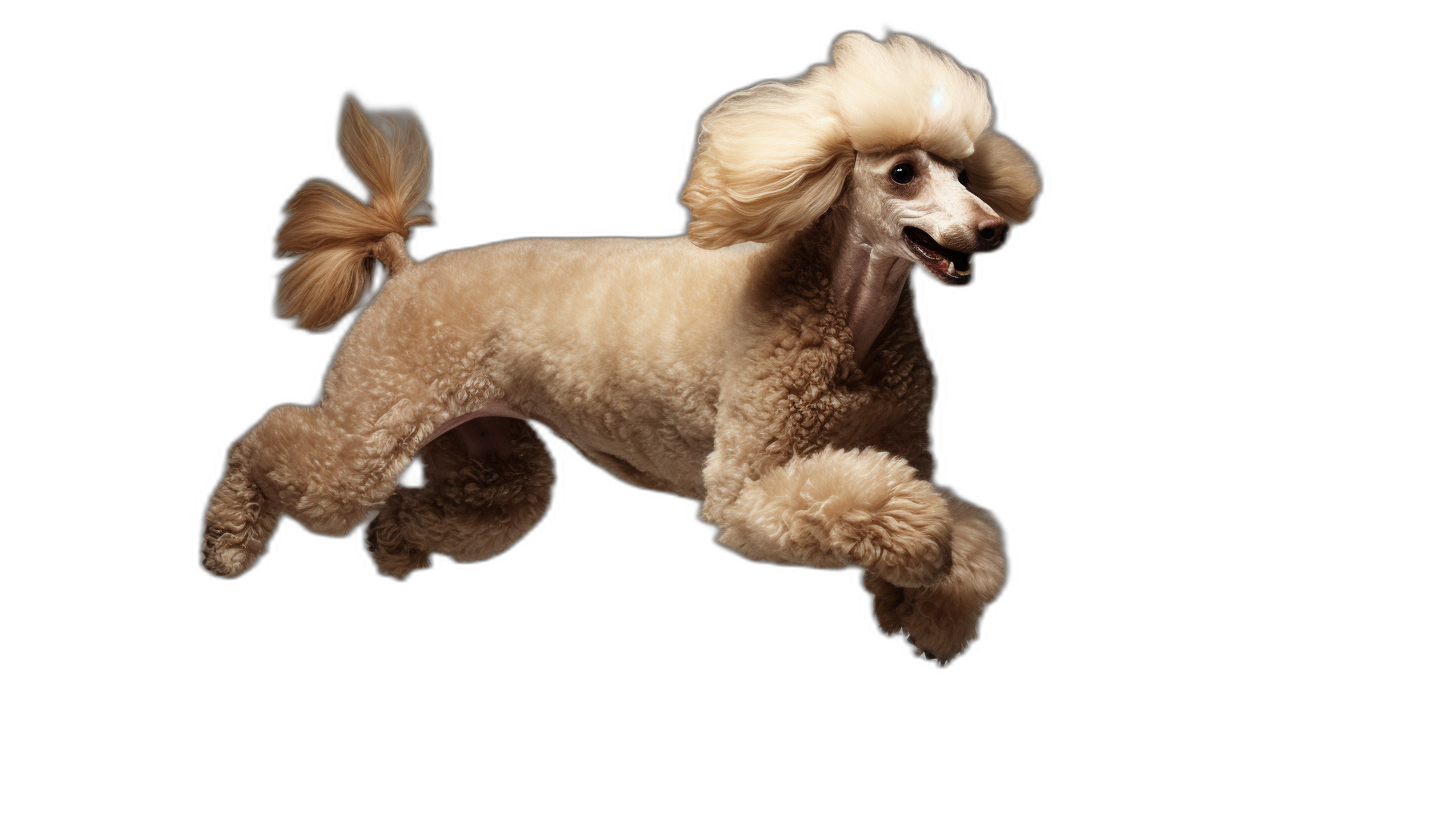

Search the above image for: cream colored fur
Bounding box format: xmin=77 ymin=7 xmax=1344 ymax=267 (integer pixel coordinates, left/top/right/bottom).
xmin=203 ymin=32 xmax=1039 ymax=663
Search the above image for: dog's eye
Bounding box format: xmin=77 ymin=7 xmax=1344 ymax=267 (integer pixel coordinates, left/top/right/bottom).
xmin=889 ymin=163 xmax=915 ymax=184
xmin=958 ymin=169 xmax=971 ymax=188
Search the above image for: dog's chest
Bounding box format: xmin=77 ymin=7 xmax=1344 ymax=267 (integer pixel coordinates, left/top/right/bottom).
xmin=760 ymin=303 xmax=934 ymax=462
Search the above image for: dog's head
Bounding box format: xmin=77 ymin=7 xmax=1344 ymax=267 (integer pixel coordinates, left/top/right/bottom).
xmin=682 ymin=32 xmax=1039 ymax=284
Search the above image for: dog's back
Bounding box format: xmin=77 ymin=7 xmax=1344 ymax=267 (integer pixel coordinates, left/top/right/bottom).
xmin=270 ymin=96 xmax=806 ymax=495
xmin=342 ymin=234 xmax=772 ymax=494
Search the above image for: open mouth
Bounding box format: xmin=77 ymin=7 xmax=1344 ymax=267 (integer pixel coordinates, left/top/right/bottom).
xmin=903 ymin=227 xmax=972 ymax=284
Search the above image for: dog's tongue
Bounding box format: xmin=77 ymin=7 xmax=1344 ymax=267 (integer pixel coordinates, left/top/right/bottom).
xmin=914 ymin=244 xmax=949 ymax=273
xmin=906 ymin=231 xmax=951 ymax=274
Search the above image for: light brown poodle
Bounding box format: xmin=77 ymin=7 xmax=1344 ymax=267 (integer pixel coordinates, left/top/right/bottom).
xmin=203 ymin=32 xmax=1039 ymax=663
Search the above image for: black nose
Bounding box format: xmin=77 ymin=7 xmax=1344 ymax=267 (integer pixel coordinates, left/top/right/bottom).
xmin=976 ymin=218 xmax=1007 ymax=249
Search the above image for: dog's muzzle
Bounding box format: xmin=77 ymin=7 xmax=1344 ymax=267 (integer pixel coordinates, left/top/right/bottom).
xmin=903 ymin=219 xmax=1009 ymax=285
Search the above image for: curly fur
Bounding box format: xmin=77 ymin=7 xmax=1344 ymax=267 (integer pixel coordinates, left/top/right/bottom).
xmin=203 ymin=32 xmax=1039 ymax=663
xmin=735 ymin=448 xmax=952 ymax=586
xmin=368 ymin=418 xmax=553 ymax=578
xmin=865 ymin=494 xmax=1006 ymax=663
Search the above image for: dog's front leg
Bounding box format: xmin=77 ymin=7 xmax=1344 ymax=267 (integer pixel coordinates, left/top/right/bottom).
xmin=698 ymin=324 xmax=955 ymax=586
xmin=702 ymin=419 xmax=1005 ymax=660
xmin=709 ymin=447 xmax=952 ymax=586
xmin=694 ymin=348 xmax=1004 ymax=661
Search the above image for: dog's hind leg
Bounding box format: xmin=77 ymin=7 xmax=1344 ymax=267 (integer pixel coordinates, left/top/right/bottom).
xmin=202 ymin=448 xmax=280 ymax=578
xmin=203 ymin=394 xmax=434 ymax=578
xmin=366 ymin=417 xmax=554 ymax=579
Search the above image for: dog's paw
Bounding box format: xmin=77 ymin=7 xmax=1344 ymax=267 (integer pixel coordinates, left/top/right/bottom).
xmin=365 ymin=502 xmax=432 ymax=580
xmin=202 ymin=526 xmax=261 ymax=578
xmin=201 ymin=475 xmax=277 ymax=578
xmin=745 ymin=448 xmax=953 ymax=586
xmin=869 ymin=492 xmax=1006 ymax=663
xmin=865 ymin=570 xmax=965 ymax=663
xmin=866 ymin=571 xmax=983 ymax=665
xmin=863 ymin=571 xmax=907 ymax=634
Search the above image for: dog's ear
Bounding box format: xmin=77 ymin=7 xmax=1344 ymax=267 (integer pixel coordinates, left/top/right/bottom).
xmin=961 ymin=130 xmax=1040 ymax=223
xmin=682 ymin=81 xmax=855 ymax=249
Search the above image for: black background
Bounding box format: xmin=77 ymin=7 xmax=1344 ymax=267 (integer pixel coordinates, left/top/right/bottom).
xmin=139 ymin=11 xmax=1193 ymax=714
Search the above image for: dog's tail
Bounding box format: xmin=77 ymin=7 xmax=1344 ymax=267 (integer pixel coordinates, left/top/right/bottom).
xmin=275 ymin=96 xmax=432 ymax=329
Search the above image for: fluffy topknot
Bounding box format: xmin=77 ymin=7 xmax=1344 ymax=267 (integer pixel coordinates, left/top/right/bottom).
xmin=830 ymin=32 xmax=994 ymax=159
xmin=683 ymin=33 xmax=1036 ymax=249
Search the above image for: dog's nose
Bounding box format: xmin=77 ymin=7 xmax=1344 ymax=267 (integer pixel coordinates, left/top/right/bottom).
xmin=976 ymin=218 xmax=1007 ymax=249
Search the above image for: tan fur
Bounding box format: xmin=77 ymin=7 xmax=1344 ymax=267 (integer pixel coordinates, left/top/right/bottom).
xmin=276 ymin=97 xmax=432 ymax=329
xmin=203 ymin=33 xmax=1039 ymax=663
xmin=962 ymin=131 xmax=1040 ymax=223
xmin=865 ymin=494 xmax=1006 ymax=664
xmin=683 ymin=33 xmax=1034 ymax=248
xmin=368 ymin=418 xmax=553 ymax=578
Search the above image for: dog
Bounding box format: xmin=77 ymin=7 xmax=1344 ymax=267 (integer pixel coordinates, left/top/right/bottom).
xmin=203 ymin=32 xmax=1039 ymax=663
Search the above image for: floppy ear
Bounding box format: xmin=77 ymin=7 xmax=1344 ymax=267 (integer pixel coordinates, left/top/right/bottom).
xmin=962 ymin=131 xmax=1040 ymax=223
xmin=682 ymin=81 xmax=855 ymax=249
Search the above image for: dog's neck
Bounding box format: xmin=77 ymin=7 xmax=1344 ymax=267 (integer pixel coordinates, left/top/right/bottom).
xmin=821 ymin=210 xmax=913 ymax=368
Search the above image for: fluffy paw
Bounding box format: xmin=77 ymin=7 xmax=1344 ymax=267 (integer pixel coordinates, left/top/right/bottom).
xmin=744 ymin=448 xmax=953 ymax=587
xmin=865 ymin=571 xmax=981 ymax=664
xmin=202 ymin=526 xmax=262 ymax=578
xmin=201 ymin=471 xmax=277 ymax=578
xmin=366 ymin=500 xmax=432 ymax=580
xmin=862 ymin=495 xmax=1006 ymax=664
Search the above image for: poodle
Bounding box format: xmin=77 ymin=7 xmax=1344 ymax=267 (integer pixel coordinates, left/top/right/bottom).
xmin=202 ymin=32 xmax=1040 ymax=663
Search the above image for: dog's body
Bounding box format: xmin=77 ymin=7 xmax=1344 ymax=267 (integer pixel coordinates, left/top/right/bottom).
xmin=327 ymin=235 xmax=745 ymax=496
xmin=203 ymin=34 xmax=1039 ymax=662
